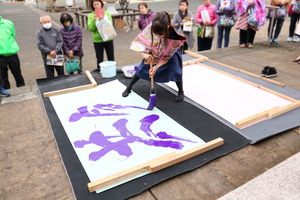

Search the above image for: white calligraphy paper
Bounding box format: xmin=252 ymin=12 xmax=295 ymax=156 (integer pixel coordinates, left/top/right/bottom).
xmin=49 ymin=80 xmax=205 ymax=192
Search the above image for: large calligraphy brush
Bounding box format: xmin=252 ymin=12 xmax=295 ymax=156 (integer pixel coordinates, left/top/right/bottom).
xmin=146 ymin=60 xmax=156 ymax=110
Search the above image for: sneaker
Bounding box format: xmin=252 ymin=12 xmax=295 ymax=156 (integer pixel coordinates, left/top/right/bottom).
xmin=269 ymin=39 xmax=274 ymax=44
xmin=265 ymin=67 xmax=277 ymax=78
xmin=293 ymin=36 xmax=300 ymax=43
xmin=0 ymin=85 xmax=10 ymax=97
xmin=272 ymin=38 xmax=278 ymax=44
xmin=287 ymin=37 xmax=293 ymax=42
xmin=261 ymin=66 xmax=270 ymax=77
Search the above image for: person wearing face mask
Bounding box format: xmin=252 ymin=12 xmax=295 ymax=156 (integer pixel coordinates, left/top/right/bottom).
xmin=36 ymin=15 xmax=64 ymax=78
xmin=0 ymin=16 xmax=25 ymax=90
xmin=60 ymin=13 xmax=84 ymax=74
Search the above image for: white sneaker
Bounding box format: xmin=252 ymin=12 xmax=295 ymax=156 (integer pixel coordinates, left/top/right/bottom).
xmin=293 ymin=36 xmax=300 ymax=42
xmin=286 ymin=37 xmax=293 ymax=42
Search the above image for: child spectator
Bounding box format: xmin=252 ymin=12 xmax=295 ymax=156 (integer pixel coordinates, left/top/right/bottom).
xmin=137 ymin=2 xmax=155 ymax=31
xmin=172 ymin=0 xmax=195 ymax=53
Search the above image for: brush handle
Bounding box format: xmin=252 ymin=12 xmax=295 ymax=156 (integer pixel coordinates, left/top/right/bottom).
xmin=150 ymin=60 xmax=154 ymax=86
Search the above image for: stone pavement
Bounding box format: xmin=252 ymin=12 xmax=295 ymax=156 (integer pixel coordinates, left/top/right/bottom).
xmin=0 ymin=1 xmax=299 ymax=200
xmin=219 ymin=152 xmax=300 ymax=200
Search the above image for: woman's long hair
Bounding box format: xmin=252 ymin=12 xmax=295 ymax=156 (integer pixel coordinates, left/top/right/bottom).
xmin=151 ymin=11 xmax=171 ymax=46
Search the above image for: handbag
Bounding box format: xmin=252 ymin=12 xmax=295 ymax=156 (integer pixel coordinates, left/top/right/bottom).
xmin=236 ymin=13 xmax=249 ymax=30
xmin=292 ymin=0 xmax=300 ymax=14
xmin=65 ymin=57 xmax=80 ymax=74
xmin=96 ymin=15 xmax=117 ymax=41
xmin=268 ymin=6 xmax=287 ymax=19
xmin=197 ymin=24 xmax=205 ymax=38
xmin=248 ymin=7 xmax=258 ymax=28
xmin=220 ymin=15 xmax=235 ymax=27
xmin=204 ymin=26 xmax=215 ymax=38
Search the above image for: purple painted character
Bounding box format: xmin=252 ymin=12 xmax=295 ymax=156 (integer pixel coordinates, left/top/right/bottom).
xmin=74 ymin=114 xmax=197 ymax=161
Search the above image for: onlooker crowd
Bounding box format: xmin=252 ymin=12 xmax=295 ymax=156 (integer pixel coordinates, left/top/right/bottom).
xmin=1 ymin=0 xmax=299 ymax=97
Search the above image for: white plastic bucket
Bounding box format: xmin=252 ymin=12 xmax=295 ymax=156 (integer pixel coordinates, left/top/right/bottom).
xmin=99 ymin=61 xmax=116 ymax=78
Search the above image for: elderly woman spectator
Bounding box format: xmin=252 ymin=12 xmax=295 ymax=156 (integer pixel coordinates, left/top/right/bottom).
xmin=60 ymin=13 xmax=84 ymax=74
xmin=137 ymin=2 xmax=155 ymax=31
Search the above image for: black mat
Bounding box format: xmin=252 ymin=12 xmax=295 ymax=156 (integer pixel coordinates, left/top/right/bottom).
xmin=37 ymin=71 xmax=249 ymax=200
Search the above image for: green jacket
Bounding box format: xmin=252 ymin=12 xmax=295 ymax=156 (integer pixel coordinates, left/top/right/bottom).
xmin=88 ymin=10 xmax=113 ymax=43
xmin=0 ymin=16 xmax=19 ymax=56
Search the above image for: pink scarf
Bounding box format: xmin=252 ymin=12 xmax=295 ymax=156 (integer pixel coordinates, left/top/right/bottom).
xmin=130 ymin=24 xmax=186 ymax=64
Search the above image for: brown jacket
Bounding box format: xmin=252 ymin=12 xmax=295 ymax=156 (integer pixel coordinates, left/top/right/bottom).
xmin=271 ymin=0 xmax=292 ymax=13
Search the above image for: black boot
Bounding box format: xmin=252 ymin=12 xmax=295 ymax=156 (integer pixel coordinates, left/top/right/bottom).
xmin=122 ymin=74 xmax=140 ymax=97
xmin=175 ymin=81 xmax=184 ymax=102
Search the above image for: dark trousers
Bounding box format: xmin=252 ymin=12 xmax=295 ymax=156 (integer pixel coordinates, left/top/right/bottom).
xmin=93 ymin=40 xmax=114 ymax=70
xmin=197 ymin=36 xmax=213 ymax=51
xmin=217 ymin=26 xmax=232 ymax=48
xmin=289 ymin=14 xmax=300 ymax=37
xmin=268 ymin=18 xmax=285 ymax=39
xmin=240 ymin=28 xmax=256 ymax=44
xmin=181 ymin=42 xmax=188 ymax=54
xmin=0 ymin=54 xmax=25 ymax=89
xmin=44 ymin=63 xmax=65 ymax=78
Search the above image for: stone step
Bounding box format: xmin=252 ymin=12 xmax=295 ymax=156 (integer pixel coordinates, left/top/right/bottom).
xmin=0 ymin=84 xmax=40 ymax=105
